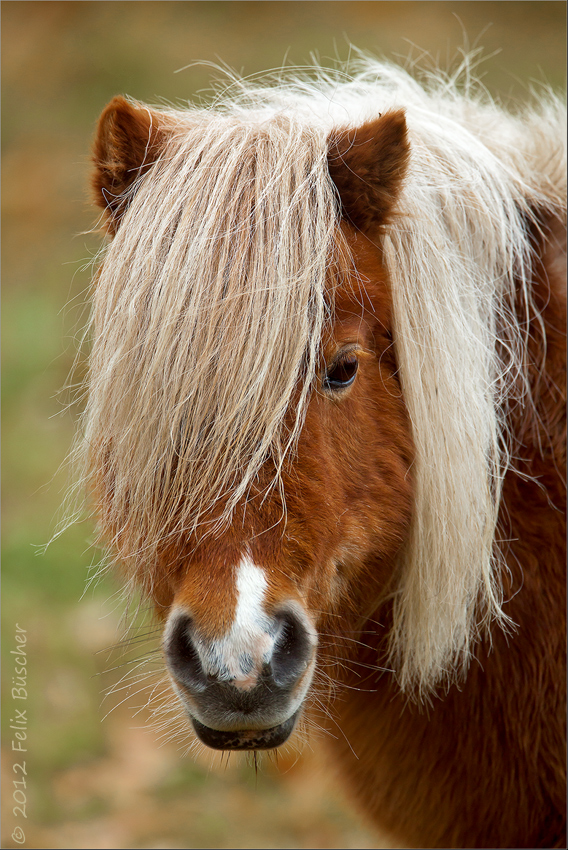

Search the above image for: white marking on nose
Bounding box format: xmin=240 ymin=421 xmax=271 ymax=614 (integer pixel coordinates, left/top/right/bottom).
xmin=197 ymin=556 xmax=274 ymax=689
xmin=234 ymin=557 xmax=269 ymax=634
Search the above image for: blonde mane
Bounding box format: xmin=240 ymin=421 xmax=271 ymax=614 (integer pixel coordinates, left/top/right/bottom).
xmin=85 ymin=111 xmax=344 ymax=568
xmin=80 ymin=58 xmax=566 ymax=693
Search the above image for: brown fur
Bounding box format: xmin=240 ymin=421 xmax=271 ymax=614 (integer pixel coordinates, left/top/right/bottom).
xmin=327 ymin=111 xmax=410 ymax=231
xmin=314 ymin=218 xmax=566 ymax=850
xmin=92 ymin=95 xmax=170 ymax=234
xmin=88 ymin=93 xmax=566 ymax=848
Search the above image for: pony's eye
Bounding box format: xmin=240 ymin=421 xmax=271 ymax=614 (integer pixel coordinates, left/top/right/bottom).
xmin=323 ymin=353 xmax=359 ymax=391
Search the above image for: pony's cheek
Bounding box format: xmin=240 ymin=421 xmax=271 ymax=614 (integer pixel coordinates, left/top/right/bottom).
xmin=300 ymin=546 xmax=368 ymax=620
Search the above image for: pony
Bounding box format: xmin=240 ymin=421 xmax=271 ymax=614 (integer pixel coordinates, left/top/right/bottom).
xmin=79 ymin=58 xmax=566 ymax=848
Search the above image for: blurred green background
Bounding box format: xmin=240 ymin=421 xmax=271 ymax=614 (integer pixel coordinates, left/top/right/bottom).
xmin=2 ymin=2 xmax=565 ymax=848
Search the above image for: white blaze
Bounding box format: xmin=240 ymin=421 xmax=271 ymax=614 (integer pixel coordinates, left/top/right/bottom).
xmin=234 ymin=556 xmax=270 ymax=634
xmin=197 ymin=556 xmax=274 ymax=687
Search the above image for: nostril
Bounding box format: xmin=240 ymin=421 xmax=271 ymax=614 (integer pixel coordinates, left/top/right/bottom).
xmin=271 ymin=607 xmax=314 ymax=687
xmin=164 ymin=614 xmax=208 ymax=693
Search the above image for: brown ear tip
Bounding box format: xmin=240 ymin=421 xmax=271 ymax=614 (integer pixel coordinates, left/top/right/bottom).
xmin=386 ymin=107 xmax=407 ymax=127
xmin=93 ymin=96 xmax=153 ymax=171
xmin=97 ymin=96 xmax=140 ymax=135
xmin=91 ymin=96 xmax=167 ymax=230
xmin=107 ymin=94 xmax=132 ymax=109
xmin=376 ymin=109 xmax=409 ymax=147
xmin=329 ymin=109 xmax=409 ymax=156
xmin=327 ymin=109 xmax=410 ymax=232
xmin=99 ymin=94 xmax=125 ymax=113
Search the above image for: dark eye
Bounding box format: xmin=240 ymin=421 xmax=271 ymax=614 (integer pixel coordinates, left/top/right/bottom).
xmin=323 ymin=353 xmax=359 ymax=391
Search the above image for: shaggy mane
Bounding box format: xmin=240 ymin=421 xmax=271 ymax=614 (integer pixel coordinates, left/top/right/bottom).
xmin=85 ymin=111 xmax=346 ymax=569
xmin=80 ymin=57 xmax=566 ymax=693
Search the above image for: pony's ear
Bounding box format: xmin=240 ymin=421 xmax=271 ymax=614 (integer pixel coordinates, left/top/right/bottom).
xmin=327 ymin=110 xmax=409 ymax=233
xmin=92 ymin=96 xmax=169 ymax=234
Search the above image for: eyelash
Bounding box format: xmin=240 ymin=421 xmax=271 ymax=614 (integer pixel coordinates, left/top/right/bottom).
xmin=323 ymin=352 xmax=359 ymax=391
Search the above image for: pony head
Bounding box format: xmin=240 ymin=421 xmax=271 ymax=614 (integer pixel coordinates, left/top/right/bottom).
xmin=82 ymin=63 xmax=556 ymax=748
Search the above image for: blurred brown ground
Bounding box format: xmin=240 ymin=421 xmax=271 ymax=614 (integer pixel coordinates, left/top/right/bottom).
xmin=2 ymin=3 xmax=565 ymax=848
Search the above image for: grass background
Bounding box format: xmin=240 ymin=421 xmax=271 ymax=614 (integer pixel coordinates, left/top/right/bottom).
xmin=2 ymin=2 xmax=566 ymax=848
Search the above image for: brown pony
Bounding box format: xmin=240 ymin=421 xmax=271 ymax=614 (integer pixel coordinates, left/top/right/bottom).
xmin=79 ymin=60 xmax=566 ymax=847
